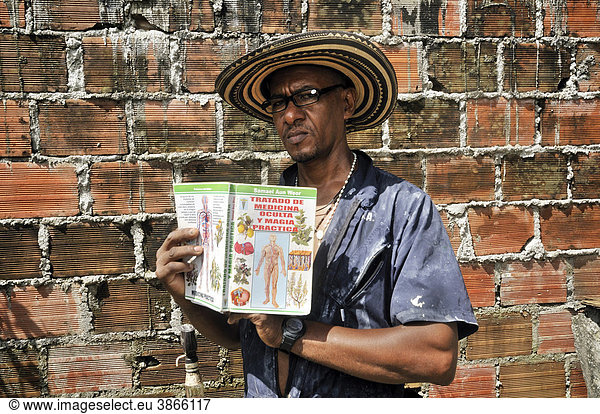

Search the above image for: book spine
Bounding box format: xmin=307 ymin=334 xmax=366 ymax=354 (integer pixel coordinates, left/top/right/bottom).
xmin=221 ymin=185 xmax=236 ymax=311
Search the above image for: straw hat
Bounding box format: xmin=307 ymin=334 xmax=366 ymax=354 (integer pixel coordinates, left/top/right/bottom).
xmin=215 ymin=31 xmax=398 ymax=132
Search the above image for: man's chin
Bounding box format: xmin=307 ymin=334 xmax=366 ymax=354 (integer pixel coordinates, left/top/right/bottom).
xmin=289 ymin=149 xmax=319 ymax=164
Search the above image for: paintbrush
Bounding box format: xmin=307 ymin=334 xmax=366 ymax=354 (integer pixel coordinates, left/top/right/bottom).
xmin=177 ymin=324 xmax=205 ymax=397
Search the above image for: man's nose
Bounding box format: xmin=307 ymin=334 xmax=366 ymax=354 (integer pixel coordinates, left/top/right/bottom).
xmin=282 ymin=100 xmax=305 ymax=124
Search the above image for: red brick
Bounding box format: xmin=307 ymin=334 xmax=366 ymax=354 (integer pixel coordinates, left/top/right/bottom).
xmin=0 ymin=162 xmax=79 ymax=219
xmin=267 ymin=157 xmax=294 ymax=185
xmin=182 ymin=158 xmax=262 ymax=184
xmin=499 ymin=361 xmax=565 ymax=397
xmin=347 ymin=126 xmax=383 ymax=150
xmin=570 ymin=362 xmax=588 ymax=398
xmin=540 ymin=204 xmax=600 ymax=251
xmin=138 ymin=338 xmax=221 ymax=387
xmin=460 ymin=263 xmax=495 ymax=308
xmin=541 ymin=99 xmax=600 ymax=146
xmin=262 ymin=0 xmax=302 ymax=33
xmin=543 ymin=0 xmax=600 ymax=37
xmin=143 ymin=219 xmax=177 ymax=272
xmin=466 ymin=312 xmax=532 ymax=359
xmin=429 ymin=364 xmax=496 ymax=398
xmin=83 ymin=35 xmax=171 ymax=93
xmin=0 ymin=34 xmax=67 ymax=93
xmin=0 ymin=285 xmax=80 ymax=339
xmin=469 ymin=206 xmax=534 ymax=256
xmin=205 ymin=385 xmax=245 ymax=398
xmin=572 ymin=153 xmax=600 ymax=199
xmin=0 ymin=348 xmax=41 ymax=397
xmin=92 ymin=279 xmax=171 ymax=333
xmin=572 ymin=255 xmax=600 ymax=304
xmin=575 ymin=43 xmax=600 ymax=92
xmin=0 ymin=225 xmax=41 ymax=280
xmin=0 ymin=99 xmax=30 ymax=157
xmin=428 ymin=42 xmax=497 ymax=93
xmin=466 ymin=0 xmax=535 ymax=37
xmin=0 ymin=0 xmax=26 ymax=28
xmin=538 ymin=310 xmax=575 ymax=354
xmin=426 ymin=157 xmax=496 ymax=204
xmin=388 ymin=99 xmax=460 ymax=149
xmin=183 ymin=38 xmax=244 ymax=93
xmin=131 ymin=0 xmax=212 ymax=32
xmin=222 ymin=102 xmax=282 ymax=152
xmin=90 ymin=161 xmax=174 ymax=215
xmin=441 ymin=212 xmax=462 ymax=254
xmin=191 ymin=0 xmax=215 ymax=32
xmin=39 ymin=99 xmax=127 ymax=156
xmin=390 ymin=0 xmax=460 ymax=36
xmin=307 ymin=0 xmax=382 ymax=35
xmin=33 ymin=0 xmax=123 ymax=31
xmin=47 ymin=343 xmax=131 ymax=395
xmin=373 ymin=155 xmax=423 ymax=189
xmin=49 ymin=223 xmax=135 ymax=277
xmin=504 ymin=43 xmax=570 ymax=93
xmin=466 ymin=98 xmax=535 ymax=147
xmin=133 ymin=100 xmax=216 ymax=154
xmin=500 ymin=260 xmax=567 ymax=306
xmin=380 ymin=43 xmax=423 ymax=93
xmin=502 ymin=153 xmax=568 ymax=201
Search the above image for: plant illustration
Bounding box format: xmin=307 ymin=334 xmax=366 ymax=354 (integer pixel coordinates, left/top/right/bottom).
xmin=291 ymin=209 xmax=313 ymax=246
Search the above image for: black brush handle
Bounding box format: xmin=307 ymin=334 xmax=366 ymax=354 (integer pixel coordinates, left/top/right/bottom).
xmin=180 ymin=324 xmax=198 ymax=363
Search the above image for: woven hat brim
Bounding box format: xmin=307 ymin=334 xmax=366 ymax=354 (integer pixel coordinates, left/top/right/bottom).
xmin=215 ymin=31 xmax=398 ymax=133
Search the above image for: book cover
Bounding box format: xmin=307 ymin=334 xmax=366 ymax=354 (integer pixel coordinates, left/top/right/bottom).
xmin=173 ymin=182 xmax=317 ymax=315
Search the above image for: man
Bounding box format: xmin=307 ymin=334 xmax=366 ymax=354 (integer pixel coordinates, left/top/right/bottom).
xmin=255 ymin=233 xmax=286 ymax=308
xmin=156 ymin=31 xmax=478 ymax=397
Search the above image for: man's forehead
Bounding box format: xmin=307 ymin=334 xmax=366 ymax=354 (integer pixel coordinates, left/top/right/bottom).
xmin=268 ymin=65 xmax=343 ymax=91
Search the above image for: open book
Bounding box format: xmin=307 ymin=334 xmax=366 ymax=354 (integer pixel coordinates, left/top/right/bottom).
xmin=173 ymin=182 xmax=317 ymax=315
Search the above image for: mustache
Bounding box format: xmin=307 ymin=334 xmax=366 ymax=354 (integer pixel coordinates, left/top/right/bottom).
xmin=282 ymin=122 xmax=312 ymax=139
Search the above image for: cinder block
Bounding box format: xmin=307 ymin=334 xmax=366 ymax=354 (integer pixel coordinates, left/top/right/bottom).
xmin=307 ymin=0 xmax=382 ymax=35
xmin=426 ymin=157 xmax=496 ymax=204
xmin=83 ymin=35 xmax=172 ymax=93
xmin=380 ymin=43 xmax=423 ymax=93
xmin=47 ymin=343 xmax=131 ymax=395
xmin=89 ymin=161 xmax=174 ymax=215
xmin=0 ymin=99 xmax=30 ymax=157
xmin=466 ymin=0 xmax=535 ymax=37
xmin=33 ymin=0 xmax=124 ymax=31
xmin=460 ymin=263 xmax=495 ymax=308
xmin=500 ymin=261 xmax=567 ymax=306
xmin=468 ymin=206 xmax=534 ymax=256
xmin=538 ymin=310 xmax=575 ymax=354
xmin=541 ymin=99 xmax=600 ymax=146
xmin=49 ymin=223 xmax=135 ymax=277
xmin=0 ymin=225 xmax=41 ymax=280
xmin=543 ymin=0 xmax=600 ymax=37
xmin=540 ymin=204 xmax=600 ymax=251
xmin=504 ymin=43 xmax=570 ymax=93
xmin=390 ymin=0 xmax=461 ymax=36
xmin=429 ymin=364 xmax=496 ymax=398
xmin=572 ymin=153 xmax=600 ymax=200
xmin=0 ymin=34 xmax=67 ymax=93
xmin=0 ymin=348 xmax=42 ymax=397
xmin=502 ymin=153 xmax=568 ymax=201
xmin=38 ymin=100 xmax=128 ymax=156
xmin=133 ymin=100 xmax=217 ymax=154
xmin=466 ymin=98 xmax=536 ymax=147
xmin=388 ymin=99 xmax=460 ymax=149
xmin=428 ymin=42 xmax=497 ymax=93
xmin=138 ymin=338 xmax=221 ymax=387
xmin=499 ymin=361 xmax=565 ymax=397
xmin=466 ymin=312 xmax=532 ymax=360
xmin=0 ymin=285 xmax=81 ymax=339
xmin=0 ymin=0 xmax=26 ymax=28
xmin=91 ymin=279 xmax=172 ymax=333
xmin=0 ymin=162 xmax=79 ymax=219
xmin=181 ymin=158 xmax=262 ymax=183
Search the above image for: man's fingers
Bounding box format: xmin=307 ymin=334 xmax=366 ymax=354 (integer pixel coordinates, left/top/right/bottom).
xmin=157 ymin=228 xmax=199 ymax=256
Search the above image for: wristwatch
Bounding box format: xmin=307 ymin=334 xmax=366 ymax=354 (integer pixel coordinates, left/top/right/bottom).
xmin=279 ymin=317 xmax=306 ymax=353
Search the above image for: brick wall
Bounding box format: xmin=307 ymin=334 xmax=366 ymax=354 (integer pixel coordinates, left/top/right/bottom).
xmin=1 ymin=0 xmax=598 ymax=398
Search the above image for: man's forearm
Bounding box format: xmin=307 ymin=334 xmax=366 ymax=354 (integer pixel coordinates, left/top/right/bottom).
xmin=291 ymin=321 xmax=458 ymax=385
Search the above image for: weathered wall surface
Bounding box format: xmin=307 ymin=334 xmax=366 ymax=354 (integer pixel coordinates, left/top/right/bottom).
xmin=1 ymin=0 xmax=599 ymax=398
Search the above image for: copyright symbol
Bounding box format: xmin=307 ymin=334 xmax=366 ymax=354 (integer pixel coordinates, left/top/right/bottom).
xmin=9 ymin=399 xmax=19 ymax=410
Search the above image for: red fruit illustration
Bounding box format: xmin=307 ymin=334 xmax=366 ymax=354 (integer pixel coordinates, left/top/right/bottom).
xmin=234 ymin=241 xmax=254 ymax=255
xmin=234 ymin=241 xmax=242 ymax=254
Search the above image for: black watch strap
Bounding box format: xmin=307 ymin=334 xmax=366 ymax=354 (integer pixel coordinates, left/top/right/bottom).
xmin=279 ymin=318 xmax=305 ymax=353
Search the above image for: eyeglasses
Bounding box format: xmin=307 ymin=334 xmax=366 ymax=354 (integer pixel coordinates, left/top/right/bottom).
xmin=261 ymin=84 xmax=345 ymax=114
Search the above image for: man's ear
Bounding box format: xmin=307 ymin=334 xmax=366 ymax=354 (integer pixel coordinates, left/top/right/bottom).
xmin=342 ymin=88 xmax=357 ymax=120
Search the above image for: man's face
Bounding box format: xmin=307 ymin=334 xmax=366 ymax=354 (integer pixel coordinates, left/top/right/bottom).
xmin=267 ymin=65 xmax=355 ymax=164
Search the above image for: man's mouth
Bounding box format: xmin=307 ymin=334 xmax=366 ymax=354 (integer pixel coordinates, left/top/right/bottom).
xmin=285 ymin=129 xmax=309 ymax=145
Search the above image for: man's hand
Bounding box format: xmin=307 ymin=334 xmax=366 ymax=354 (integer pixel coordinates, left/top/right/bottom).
xmin=227 ymin=313 xmax=285 ymax=349
xmin=155 ymin=228 xmax=203 ymax=301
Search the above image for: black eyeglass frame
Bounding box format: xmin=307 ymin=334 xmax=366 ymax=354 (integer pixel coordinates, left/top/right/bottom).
xmin=261 ymin=84 xmax=345 ymax=114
